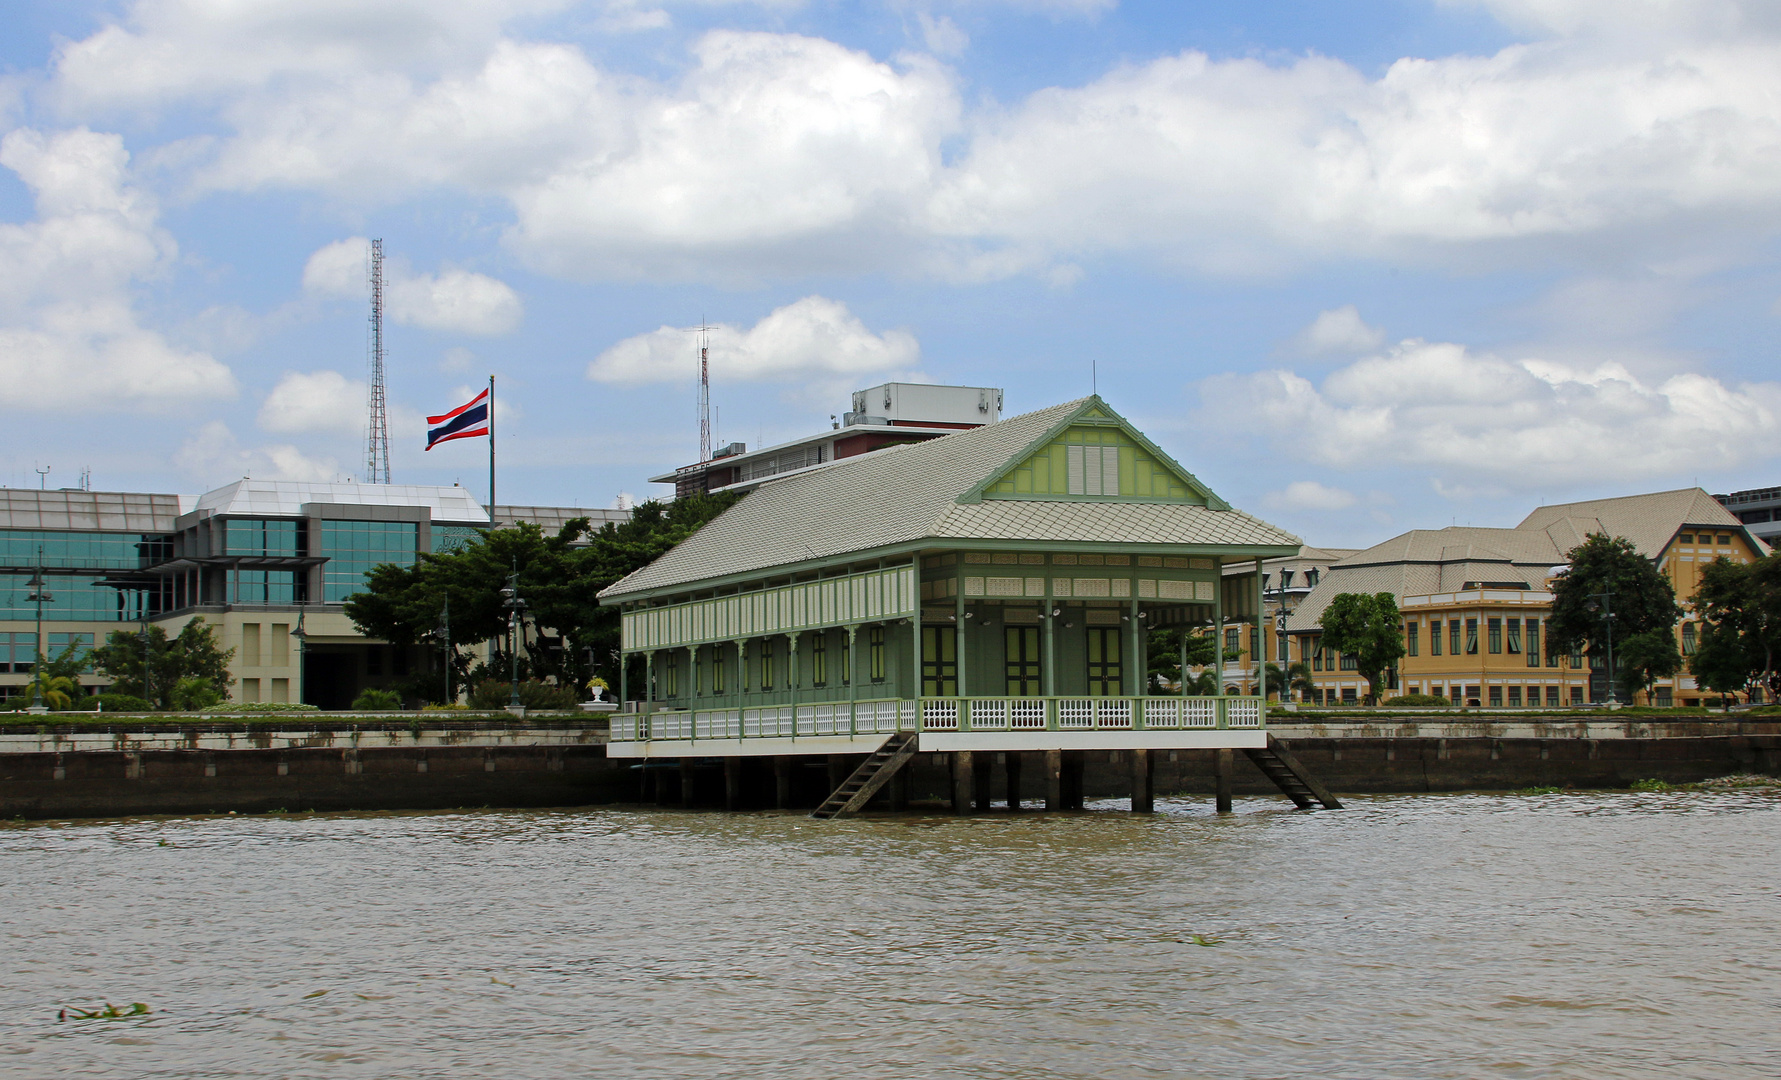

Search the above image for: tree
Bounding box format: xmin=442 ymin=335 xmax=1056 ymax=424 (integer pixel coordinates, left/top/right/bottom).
xmin=1317 ymin=592 xmax=1407 ymax=704
xmin=1614 ymin=630 xmax=1682 ymax=704
xmin=1146 ymin=627 xmax=1238 ymax=694
xmin=1691 ymin=623 xmax=1755 ymax=711
xmin=1692 ymin=554 xmax=1781 ymax=703
xmin=22 ymin=672 xmax=76 ymax=710
xmin=1546 ymin=534 xmax=1683 ymax=692
xmin=1286 ymin=661 xmax=1317 ymax=702
xmin=90 ymin=617 xmax=236 ymax=709
xmin=344 ymin=493 xmax=741 ymax=699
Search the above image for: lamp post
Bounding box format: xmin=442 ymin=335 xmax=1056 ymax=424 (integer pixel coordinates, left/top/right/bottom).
xmin=292 ymin=603 xmax=307 ymax=707
xmin=25 ymin=546 xmax=53 ymax=712
xmin=501 ymin=562 xmax=525 ymax=709
xmin=437 ymin=596 xmax=453 ymax=705
xmin=1587 ymin=585 xmax=1617 ymax=706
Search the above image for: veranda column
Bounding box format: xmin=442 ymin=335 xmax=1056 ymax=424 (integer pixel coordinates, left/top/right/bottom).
xmin=1129 ymin=589 xmax=1142 ymax=696
xmin=619 ymin=649 xmax=629 ymax=704
xmin=1042 ymin=604 xmax=1056 ymax=698
xmin=736 ymin=639 xmax=749 ymax=693
xmin=645 ymin=652 xmax=655 ymax=707
xmin=787 ymin=632 xmax=800 ymax=736
xmin=1213 ymin=559 xmax=1225 ymax=697
xmin=1255 ymin=557 xmax=1267 ymax=705
xmin=845 ymin=625 xmax=859 ymax=733
xmin=955 ymin=587 xmax=968 ymax=698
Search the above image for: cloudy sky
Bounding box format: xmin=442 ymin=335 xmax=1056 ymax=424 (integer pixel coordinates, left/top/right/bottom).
xmin=2 ymin=0 xmax=1779 ymax=545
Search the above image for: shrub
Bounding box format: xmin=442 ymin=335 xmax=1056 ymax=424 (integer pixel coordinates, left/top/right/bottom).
xmin=1383 ymin=694 xmax=1450 ymax=707
xmin=198 ymin=701 xmax=320 ymax=714
xmin=169 ymin=676 xmax=224 ymax=711
xmin=468 ymin=679 xmax=579 ymax=711
xmin=351 ymin=688 xmax=405 ymax=711
xmin=73 ymin=692 xmax=156 ymax=712
xmin=421 ymin=702 xmax=469 ymax=712
xmin=1630 ymin=777 xmax=1676 ymax=792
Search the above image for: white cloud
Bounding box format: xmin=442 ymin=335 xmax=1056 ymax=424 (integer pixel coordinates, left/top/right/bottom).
xmin=174 ymin=421 xmax=342 ymax=484
xmin=43 ymin=3 xmax=1781 ymax=283
xmin=440 ymin=346 xmax=475 ymax=372
xmin=1441 ymin=0 xmax=1778 ymax=39
xmin=1290 ymin=305 xmax=1385 ymax=356
xmin=258 ymin=369 xmax=366 ymax=434
xmin=303 ymin=237 xmax=523 ymax=334
xmin=1203 ymin=339 xmax=1781 ymax=487
xmin=918 ymin=14 xmax=969 ymax=56
xmin=1264 ymin=480 xmax=1358 ymax=511
xmin=588 ymin=295 xmax=920 ymax=384
xmin=0 ymin=127 xmax=235 ymax=407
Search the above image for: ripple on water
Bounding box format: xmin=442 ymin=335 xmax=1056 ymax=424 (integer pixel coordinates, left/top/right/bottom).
xmin=3 ymin=790 xmax=1779 ymax=1080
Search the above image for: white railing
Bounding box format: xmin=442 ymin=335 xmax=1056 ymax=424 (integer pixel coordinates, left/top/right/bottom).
xmin=609 ymin=696 xmax=1263 ymax=742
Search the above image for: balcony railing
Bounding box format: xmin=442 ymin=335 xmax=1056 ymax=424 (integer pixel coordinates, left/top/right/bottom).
xmin=610 ymin=695 xmax=1263 ymax=743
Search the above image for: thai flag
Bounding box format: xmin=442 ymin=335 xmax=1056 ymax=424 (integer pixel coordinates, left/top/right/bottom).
xmin=426 ymin=388 xmax=490 ymax=450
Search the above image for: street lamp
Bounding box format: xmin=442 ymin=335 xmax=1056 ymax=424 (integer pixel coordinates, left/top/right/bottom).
xmin=437 ymin=596 xmax=453 ymax=705
xmin=500 ymin=562 xmax=526 ymax=709
xmin=25 ymin=546 xmax=54 ymax=712
xmin=292 ymin=603 xmax=308 ymax=707
xmin=1586 ymin=586 xmax=1617 ymax=706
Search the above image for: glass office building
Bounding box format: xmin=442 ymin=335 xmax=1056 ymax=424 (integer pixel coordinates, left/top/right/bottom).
xmin=1 ymin=481 xmax=626 ymax=707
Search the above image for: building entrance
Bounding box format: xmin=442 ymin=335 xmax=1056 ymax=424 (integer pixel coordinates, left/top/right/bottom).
xmin=1087 ymin=627 xmax=1122 ymax=696
xmin=1005 ymin=626 xmax=1041 ymax=696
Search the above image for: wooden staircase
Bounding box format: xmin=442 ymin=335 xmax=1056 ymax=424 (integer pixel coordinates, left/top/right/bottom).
xmin=1243 ymin=735 xmax=1343 ymax=810
xmin=810 ymin=732 xmax=919 ymax=820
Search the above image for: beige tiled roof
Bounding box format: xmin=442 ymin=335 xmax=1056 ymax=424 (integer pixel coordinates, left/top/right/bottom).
xmin=1519 ymin=488 xmax=1746 ymax=558
xmin=601 ymin=398 xmax=1301 ymax=600
xmin=1286 ymin=487 xmax=1767 ymax=633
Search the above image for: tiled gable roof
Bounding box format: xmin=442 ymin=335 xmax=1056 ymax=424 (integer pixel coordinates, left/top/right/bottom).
xmin=601 ymin=398 xmax=1300 ymax=600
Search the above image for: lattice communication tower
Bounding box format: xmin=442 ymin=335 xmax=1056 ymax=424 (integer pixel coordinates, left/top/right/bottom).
xmin=366 ymin=238 xmax=391 ymax=484
xmin=695 ymin=322 xmax=715 ymax=463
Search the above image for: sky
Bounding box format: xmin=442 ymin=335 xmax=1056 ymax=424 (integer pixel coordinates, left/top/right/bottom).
xmin=2 ymin=0 xmax=1779 ymax=547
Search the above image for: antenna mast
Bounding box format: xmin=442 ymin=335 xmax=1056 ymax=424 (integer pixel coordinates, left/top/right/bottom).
xmin=694 ymin=321 xmax=716 ymax=462
xmin=366 ymin=238 xmax=391 ymax=484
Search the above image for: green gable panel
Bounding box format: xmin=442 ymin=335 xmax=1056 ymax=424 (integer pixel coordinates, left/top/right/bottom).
xmin=985 ymin=424 xmax=1201 ymax=502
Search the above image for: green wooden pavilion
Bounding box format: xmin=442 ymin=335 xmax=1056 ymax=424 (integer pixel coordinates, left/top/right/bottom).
xmin=598 ymin=396 xmax=1323 ymax=814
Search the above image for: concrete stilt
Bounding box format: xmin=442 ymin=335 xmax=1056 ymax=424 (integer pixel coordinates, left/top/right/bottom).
xmin=774 ymin=756 xmax=792 ymax=810
xmin=1214 ymin=748 xmax=1233 ymax=813
xmin=952 ymin=751 xmax=974 ymax=815
xmin=827 ymin=755 xmax=848 ymax=802
xmin=1130 ymin=747 xmax=1154 ymax=813
xmin=723 ymin=756 xmax=742 ymax=811
xmin=642 ymin=766 xmax=656 ymax=804
xmin=1044 ymin=749 xmax=1063 ymax=810
xmin=1005 ymin=751 xmax=1024 ymax=812
xmin=1061 ymin=752 xmax=1085 ymax=810
xmin=892 ymin=762 xmax=911 ymax=811
xmin=973 ymin=753 xmax=993 ymax=812
xmin=680 ymin=758 xmax=695 ymax=809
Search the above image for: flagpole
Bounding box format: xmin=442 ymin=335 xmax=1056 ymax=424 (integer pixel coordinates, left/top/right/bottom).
xmin=488 ymin=374 xmax=497 ymax=528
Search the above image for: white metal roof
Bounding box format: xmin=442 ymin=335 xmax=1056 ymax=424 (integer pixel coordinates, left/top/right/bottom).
xmin=192 ymin=480 xmax=491 ymax=523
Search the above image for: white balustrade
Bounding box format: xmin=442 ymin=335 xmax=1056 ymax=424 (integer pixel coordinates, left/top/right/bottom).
xmin=923 ymin=699 xmax=960 ymax=730
xmin=609 ymin=694 xmax=1261 ymax=742
xmin=1011 ymin=699 xmax=1047 ymax=729
xmin=969 ymin=699 xmax=1010 ymax=730
xmin=1225 ymin=698 xmax=1262 ymax=728
xmin=1057 ymin=698 xmax=1094 ymax=729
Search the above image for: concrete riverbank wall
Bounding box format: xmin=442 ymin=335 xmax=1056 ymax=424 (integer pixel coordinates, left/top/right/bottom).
xmin=3 ymin=717 xmax=1777 ymax=818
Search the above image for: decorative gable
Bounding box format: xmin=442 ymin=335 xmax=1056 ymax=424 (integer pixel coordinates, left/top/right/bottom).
xmin=960 ymin=398 xmax=1226 ymax=508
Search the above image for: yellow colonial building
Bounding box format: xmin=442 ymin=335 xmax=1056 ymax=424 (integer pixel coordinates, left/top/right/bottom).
xmin=1283 ymin=489 xmax=1770 ymax=707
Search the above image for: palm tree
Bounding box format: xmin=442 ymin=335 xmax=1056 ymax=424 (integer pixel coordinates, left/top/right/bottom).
xmin=23 ymin=667 xmax=76 ymax=710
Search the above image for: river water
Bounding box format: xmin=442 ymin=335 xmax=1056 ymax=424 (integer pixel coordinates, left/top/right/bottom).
xmin=3 ymin=791 xmax=1778 ymax=1080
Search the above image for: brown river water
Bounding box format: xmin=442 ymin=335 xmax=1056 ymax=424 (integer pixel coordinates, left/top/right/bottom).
xmin=4 ymin=791 xmax=1779 ymax=1080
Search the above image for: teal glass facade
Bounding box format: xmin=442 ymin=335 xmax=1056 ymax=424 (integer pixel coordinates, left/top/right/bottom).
xmin=320 ymin=521 xmax=418 ymax=602
xmin=0 ymin=528 xmax=171 ymax=622
xmin=225 ymin=519 xmax=300 ymax=556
